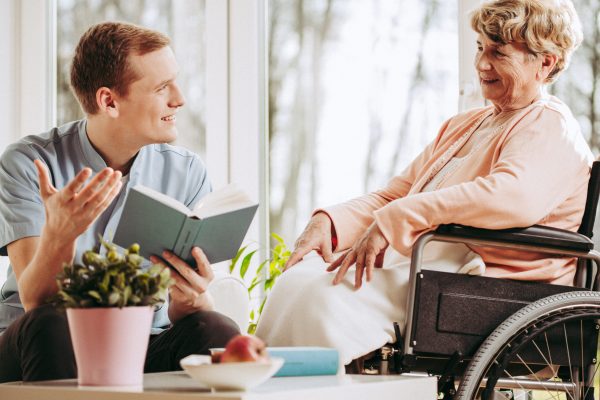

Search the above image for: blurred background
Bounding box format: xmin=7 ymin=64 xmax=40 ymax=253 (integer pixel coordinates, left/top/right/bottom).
xmin=0 ymin=0 xmax=598 ymax=284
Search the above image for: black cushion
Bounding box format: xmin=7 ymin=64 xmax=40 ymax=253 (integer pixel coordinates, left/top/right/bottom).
xmin=436 ymin=224 xmax=593 ymax=252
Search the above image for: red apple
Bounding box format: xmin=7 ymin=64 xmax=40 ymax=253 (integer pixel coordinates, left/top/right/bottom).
xmin=220 ymin=335 xmax=269 ymax=363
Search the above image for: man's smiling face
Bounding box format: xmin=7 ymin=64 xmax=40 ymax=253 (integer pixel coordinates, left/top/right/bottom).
xmin=113 ymin=46 xmax=185 ymax=147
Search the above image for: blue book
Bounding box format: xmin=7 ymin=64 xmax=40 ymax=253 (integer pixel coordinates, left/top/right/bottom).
xmin=268 ymin=347 xmax=339 ymax=377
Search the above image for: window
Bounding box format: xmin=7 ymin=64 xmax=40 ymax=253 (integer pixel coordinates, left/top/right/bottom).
xmin=550 ymin=0 xmax=600 ymax=155
xmin=56 ymin=0 xmax=207 ymax=157
xmin=268 ymin=0 xmax=459 ymax=243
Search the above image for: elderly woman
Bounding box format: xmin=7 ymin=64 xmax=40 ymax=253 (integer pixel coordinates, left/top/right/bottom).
xmin=255 ymin=0 xmax=594 ymax=368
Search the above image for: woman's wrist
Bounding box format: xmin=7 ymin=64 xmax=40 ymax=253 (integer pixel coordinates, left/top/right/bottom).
xmin=313 ymin=212 xmax=338 ymax=249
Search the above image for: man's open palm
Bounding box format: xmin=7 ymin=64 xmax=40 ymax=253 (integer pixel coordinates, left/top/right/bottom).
xmin=35 ymin=160 xmax=123 ymax=243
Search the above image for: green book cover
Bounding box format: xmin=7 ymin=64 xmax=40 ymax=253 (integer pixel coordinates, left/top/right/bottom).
xmin=113 ymin=185 xmax=258 ymax=266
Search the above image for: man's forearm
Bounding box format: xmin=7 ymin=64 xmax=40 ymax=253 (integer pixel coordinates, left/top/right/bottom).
xmin=17 ymin=231 xmax=76 ymax=311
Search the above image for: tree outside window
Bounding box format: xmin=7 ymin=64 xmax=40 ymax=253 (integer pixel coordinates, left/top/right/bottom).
xmin=268 ymin=0 xmax=459 ymax=245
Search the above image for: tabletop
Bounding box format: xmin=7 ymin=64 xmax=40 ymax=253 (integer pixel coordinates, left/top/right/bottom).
xmin=0 ymin=371 xmax=437 ymax=400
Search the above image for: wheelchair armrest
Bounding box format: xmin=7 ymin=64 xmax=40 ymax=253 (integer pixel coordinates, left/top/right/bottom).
xmin=435 ymin=224 xmax=593 ymax=252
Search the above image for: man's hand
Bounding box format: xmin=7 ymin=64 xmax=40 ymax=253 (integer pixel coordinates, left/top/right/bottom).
xmin=12 ymin=161 xmax=123 ymax=310
xmin=285 ymin=212 xmax=336 ymax=270
xmin=150 ymin=247 xmax=215 ymax=323
xmin=35 ymin=160 xmax=123 ymax=243
xmin=327 ymin=222 xmax=389 ymax=289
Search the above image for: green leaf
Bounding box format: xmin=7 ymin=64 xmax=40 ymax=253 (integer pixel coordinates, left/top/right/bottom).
xmin=108 ymin=292 xmax=120 ymax=305
xmin=148 ymin=264 xmax=164 ymax=275
xmin=247 ymin=323 xmax=257 ymax=335
xmin=248 ymin=278 xmax=263 ymax=294
xmin=87 ymin=290 xmax=103 ymax=302
xmin=239 ymin=250 xmax=258 ymax=279
xmin=229 ymin=245 xmax=249 ymax=273
xmin=265 ymin=277 xmax=275 ymax=291
xmin=258 ymin=297 xmax=267 ymax=315
xmin=271 ymin=232 xmax=285 ymax=244
xmin=123 ymin=286 xmax=131 ymax=306
xmin=256 ymin=259 xmax=269 ymax=275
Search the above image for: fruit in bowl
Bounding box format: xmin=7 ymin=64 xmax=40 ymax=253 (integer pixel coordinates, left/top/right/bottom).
xmin=218 ymin=335 xmax=269 ymax=363
xmin=180 ymin=335 xmax=282 ymax=390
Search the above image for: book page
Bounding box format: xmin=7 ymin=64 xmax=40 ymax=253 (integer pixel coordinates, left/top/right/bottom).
xmin=192 ymin=184 xmax=256 ymax=218
xmin=133 ymin=185 xmax=192 ymax=216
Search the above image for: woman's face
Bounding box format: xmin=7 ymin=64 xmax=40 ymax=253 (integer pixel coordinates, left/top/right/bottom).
xmin=475 ymin=35 xmax=544 ymax=111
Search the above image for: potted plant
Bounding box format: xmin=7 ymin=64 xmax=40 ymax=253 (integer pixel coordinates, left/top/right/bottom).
xmin=228 ymin=233 xmax=290 ymax=333
xmin=51 ymin=240 xmax=173 ymax=387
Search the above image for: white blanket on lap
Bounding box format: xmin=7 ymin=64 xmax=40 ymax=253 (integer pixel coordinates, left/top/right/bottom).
xmin=255 ymin=242 xmax=485 ymax=366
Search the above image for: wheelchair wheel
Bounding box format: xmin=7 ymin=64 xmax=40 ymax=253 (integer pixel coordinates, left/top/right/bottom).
xmin=456 ymin=291 xmax=600 ymax=400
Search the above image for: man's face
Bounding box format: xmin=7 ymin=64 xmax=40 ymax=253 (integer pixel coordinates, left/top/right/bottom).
xmin=114 ymin=46 xmax=185 ymax=146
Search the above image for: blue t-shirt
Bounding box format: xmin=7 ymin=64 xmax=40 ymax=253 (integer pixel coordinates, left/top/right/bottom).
xmin=0 ymin=120 xmax=211 ymax=333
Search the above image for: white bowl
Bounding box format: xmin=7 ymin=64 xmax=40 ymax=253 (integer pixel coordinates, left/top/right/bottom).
xmin=180 ymin=354 xmax=284 ymax=391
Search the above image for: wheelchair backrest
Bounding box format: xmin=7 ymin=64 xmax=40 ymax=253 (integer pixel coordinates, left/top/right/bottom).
xmin=577 ymin=160 xmax=600 ymax=240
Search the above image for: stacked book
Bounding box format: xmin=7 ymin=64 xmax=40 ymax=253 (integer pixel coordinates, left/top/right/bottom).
xmin=268 ymin=347 xmax=339 ymax=377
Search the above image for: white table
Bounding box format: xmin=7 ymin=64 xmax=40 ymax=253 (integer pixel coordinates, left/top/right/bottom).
xmin=0 ymin=371 xmax=436 ymax=400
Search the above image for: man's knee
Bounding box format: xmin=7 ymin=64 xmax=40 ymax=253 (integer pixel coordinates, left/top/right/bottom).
xmin=176 ymin=310 xmax=240 ymax=349
xmin=19 ymin=304 xmax=71 ymax=344
xmin=181 ymin=310 xmax=240 ymax=336
xmin=0 ymin=304 xmax=76 ymax=382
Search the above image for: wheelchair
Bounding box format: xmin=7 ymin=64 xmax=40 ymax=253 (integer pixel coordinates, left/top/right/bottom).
xmin=366 ymin=161 xmax=600 ymax=400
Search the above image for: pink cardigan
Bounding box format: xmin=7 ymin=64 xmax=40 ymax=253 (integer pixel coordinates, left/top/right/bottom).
xmin=321 ymin=96 xmax=594 ymax=285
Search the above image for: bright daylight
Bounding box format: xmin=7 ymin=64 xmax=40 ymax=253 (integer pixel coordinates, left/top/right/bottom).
xmin=1 ymin=0 xmax=600 ymax=399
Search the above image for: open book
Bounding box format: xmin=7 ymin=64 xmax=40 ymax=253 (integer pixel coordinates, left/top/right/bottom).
xmin=113 ymin=184 xmax=258 ymax=265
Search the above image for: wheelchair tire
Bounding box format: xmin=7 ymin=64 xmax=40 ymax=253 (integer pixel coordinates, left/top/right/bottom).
xmin=456 ymin=291 xmax=600 ymax=400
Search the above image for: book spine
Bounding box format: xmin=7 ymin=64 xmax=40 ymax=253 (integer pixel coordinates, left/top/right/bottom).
xmin=173 ymin=218 xmax=203 ymax=265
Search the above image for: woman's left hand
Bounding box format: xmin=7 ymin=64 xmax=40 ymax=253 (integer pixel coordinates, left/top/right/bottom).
xmin=327 ymin=223 xmax=389 ymax=289
xmin=150 ymin=247 xmax=215 ymax=323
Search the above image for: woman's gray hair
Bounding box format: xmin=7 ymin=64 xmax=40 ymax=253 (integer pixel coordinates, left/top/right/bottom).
xmin=471 ymin=0 xmax=583 ymax=82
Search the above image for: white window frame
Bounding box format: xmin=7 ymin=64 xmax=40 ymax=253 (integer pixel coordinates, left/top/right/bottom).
xmin=459 ymin=0 xmax=486 ymax=111
xmin=2 ymin=0 xmax=56 ymax=150
xmin=205 ymin=0 xmax=269 ymax=261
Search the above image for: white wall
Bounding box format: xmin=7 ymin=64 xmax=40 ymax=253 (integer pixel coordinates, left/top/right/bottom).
xmin=0 ymin=0 xmax=19 ymax=153
xmin=0 ymin=1 xmax=18 ymax=286
xmin=0 ymin=0 xmax=55 ymax=155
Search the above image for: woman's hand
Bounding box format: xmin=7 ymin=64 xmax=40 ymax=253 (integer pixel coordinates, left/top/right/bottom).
xmin=151 ymin=247 xmax=215 ymax=323
xmin=35 ymin=160 xmax=123 ymax=243
xmin=285 ymin=212 xmax=335 ymax=270
xmin=327 ymin=223 xmax=389 ymax=289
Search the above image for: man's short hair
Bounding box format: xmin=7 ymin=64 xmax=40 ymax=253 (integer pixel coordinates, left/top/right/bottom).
xmin=70 ymin=22 xmax=170 ymax=115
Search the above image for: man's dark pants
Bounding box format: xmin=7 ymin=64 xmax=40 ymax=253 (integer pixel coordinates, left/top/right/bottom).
xmin=0 ymin=304 xmax=240 ymax=383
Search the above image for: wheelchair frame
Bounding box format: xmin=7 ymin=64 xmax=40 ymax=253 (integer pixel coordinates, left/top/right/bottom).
xmin=385 ymin=161 xmax=600 ymax=399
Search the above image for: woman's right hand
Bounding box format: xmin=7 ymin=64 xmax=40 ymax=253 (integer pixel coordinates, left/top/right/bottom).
xmin=285 ymin=212 xmax=335 ymax=270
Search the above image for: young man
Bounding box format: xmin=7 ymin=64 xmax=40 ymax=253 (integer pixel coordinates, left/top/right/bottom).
xmin=0 ymin=22 xmax=239 ymax=383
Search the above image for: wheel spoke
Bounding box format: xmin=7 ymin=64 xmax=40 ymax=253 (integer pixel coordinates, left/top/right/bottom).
xmin=457 ymin=296 xmax=600 ymax=400
xmin=532 ymin=337 xmax=556 ymax=376
xmin=545 ymin=332 xmax=555 ymax=373
xmin=582 ymin=359 xmax=600 ymax=399
xmin=515 ymin=353 xmax=569 ymax=399
xmin=563 ymin=324 xmax=576 ymax=399
xmin=580 ymin=320 xmax=584 ymax=388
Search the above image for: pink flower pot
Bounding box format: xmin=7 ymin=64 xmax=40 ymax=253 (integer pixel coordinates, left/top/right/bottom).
xmin=67 ymin=307 xmax=154 ymax=386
